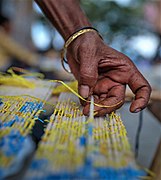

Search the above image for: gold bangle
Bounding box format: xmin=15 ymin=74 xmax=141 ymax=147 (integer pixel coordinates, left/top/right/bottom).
xmin=61 ymin=28 xmax=100 ymax=73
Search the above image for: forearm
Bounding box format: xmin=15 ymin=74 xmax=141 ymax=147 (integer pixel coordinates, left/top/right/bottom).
xmin=35 ymin=0 xmax=91 ymax=40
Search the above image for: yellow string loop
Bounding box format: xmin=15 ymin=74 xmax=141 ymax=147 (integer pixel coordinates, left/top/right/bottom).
xmin=50 ymin=80 xmax=123 ymax=108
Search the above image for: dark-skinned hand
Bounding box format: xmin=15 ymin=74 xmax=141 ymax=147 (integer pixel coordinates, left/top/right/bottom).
xmin=66 ymin=31 xmax=151 ymax=116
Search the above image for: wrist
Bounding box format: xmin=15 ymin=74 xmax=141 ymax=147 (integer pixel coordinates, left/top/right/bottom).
xmin=63 ymin=23 xmax=92 ymax=41
xmin=64 ymin=27 xmax=102 ymax=54
xmin=61 ymin=27 xmax=102 ymax=73
xmin=67 ymin=30 xmax=99 ymax=58
xmin=66 ymin=27 xmax=101 ymax=48
xmin=68 ymin=29 xmax=103 ymax=51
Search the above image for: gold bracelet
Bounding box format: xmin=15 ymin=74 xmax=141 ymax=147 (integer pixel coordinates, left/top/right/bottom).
xmin=61 ymin=28 xmax=100 ymax=73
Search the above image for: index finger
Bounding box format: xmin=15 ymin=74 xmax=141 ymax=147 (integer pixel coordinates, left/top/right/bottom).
xmin=128 ymin=69 xmax=151 ymax=113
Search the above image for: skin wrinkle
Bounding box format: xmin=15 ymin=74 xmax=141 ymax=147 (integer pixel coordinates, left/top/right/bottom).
xmin=135 ymin=86 xmax=151 ymax=99
xmin=68 ymin=34 xmax=151 ymax=115
xmin=99 ymin=67 xmax=128 ymax=75
xmin=35 ymin=0 xmax=152 ymax=116
xmin=99 ymin=57 xmax=127 ymax=67
xmin=128 ymin=70 xmax=150 ymax=93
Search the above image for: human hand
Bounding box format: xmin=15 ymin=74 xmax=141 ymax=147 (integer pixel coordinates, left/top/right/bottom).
xmin=66 ymin=31 xmax=151 ymax=116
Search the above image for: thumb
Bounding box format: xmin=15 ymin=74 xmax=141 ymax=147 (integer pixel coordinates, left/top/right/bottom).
xmin=79 ymin=58 xmax=98 ymax=98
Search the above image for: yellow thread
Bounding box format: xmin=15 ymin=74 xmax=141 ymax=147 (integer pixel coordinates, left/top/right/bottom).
xmin=50 ymin=80 xmax=122 ymax=108
xmin=1 ymin=69 xmax=138 ymax=173
xmin=0 ymin=95 xmax=54 ymax=108
xmin=8 ymin=67 xmax=45 ymax=79
xmin=0 ymin=76 xmax=35 ymax=88
xmin=0 ymin=67 xmax=122 ymax=109
xmin=52 ymin=81 xmax=78 ymax=94
xmin=0 ymin=67 xmax=45 ymax=88
xmin=143 ymin=168 xmax=156 ymax=178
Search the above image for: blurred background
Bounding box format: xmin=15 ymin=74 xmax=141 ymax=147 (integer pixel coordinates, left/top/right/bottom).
xmin=0 ymin=0 xmax=161 ymax=84
xmin=0 ymin=0 xmax=160 ymax=172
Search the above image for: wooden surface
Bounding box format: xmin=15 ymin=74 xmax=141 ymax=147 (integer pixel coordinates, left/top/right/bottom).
xmin=148 ymin=101 xmax=161 ymax=123
xmin=147 ymin=100 xmax=161 ymax=179
xmin=150 ymin=138 xmax=161 ymax=180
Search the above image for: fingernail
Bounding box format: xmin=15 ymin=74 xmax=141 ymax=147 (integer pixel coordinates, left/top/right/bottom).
xmin=134 ymin=108 xmax=141 ymax=113
xmin=80 ymin=85 xmax=89 ymax=98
